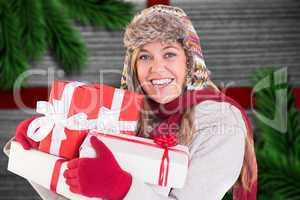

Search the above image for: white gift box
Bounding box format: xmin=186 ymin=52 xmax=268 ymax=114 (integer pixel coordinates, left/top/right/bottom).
xmin=80 ymin=131 xmax=190 ymax=189
xmin=7 ymin=141 xmax=100 ymax=200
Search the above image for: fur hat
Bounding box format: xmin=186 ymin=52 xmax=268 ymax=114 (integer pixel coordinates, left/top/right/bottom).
xmin=121 ymin=4 xmax=211 ymax=91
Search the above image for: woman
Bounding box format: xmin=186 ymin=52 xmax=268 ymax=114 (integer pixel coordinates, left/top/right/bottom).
xmin=10 ymin=4 xmax=257 ymax=200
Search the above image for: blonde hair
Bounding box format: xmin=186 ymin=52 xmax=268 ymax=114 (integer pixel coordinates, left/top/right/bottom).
xmin=127 ymin=46 xmax=257 ymax=192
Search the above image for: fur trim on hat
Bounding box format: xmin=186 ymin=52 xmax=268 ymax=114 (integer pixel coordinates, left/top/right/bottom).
xmin=124 ymin=6 xmax=187 ymax=50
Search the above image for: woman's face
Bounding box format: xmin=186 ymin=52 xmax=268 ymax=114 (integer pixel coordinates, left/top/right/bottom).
xmin=136 ymin=41 xmax=187 ymax=104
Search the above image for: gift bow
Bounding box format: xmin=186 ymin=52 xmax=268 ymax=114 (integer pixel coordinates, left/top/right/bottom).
xmin=154 ymin=134 xmax=178 ymax=148
xmin=27 ymin=101 xmax=88 ymax=142
xmin=27 ymin=81 xmax=88 ymax=155
xmin=154 ymin=134 xmax=178 ymax=187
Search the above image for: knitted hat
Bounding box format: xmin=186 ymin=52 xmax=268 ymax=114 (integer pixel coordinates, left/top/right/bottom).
xmin=121 ymin=4 xmax=213 ymax=91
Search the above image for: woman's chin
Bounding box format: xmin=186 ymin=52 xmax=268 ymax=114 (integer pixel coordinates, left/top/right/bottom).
xmin=150 ymin=94 xmax=178 ymax=104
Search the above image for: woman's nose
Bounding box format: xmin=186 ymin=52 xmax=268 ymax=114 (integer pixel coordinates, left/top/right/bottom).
xmin=150 ymin=58 xmax=166 ymax=73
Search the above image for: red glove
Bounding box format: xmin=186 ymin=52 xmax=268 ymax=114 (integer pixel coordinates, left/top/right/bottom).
xmin=15 ymin=116 xmax=39 ymax=150
xmin=63 ymin=136 xmax=132 ymax=200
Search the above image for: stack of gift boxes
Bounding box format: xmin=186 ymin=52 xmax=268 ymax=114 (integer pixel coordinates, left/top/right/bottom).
xmin=7 ymin=80 xmax=189 ymax=199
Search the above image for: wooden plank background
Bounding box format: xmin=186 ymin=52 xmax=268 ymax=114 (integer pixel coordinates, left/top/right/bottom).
xmin=25 ymin=0 xmax=300 ymax=88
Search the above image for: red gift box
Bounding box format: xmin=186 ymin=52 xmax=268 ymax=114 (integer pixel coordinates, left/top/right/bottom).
xmin=27 ymin=80 xmax=144 ymax=159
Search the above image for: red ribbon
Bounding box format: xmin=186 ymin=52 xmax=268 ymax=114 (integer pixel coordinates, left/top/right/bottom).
xmin=50 ymin=159 xmax=65 ymax=192
xmin=154 ymin=134 xmax=178 ymax=187
xmin=89 ymin=131 xmax=186 ymax=155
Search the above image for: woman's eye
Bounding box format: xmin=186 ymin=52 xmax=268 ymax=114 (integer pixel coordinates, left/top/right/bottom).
xmin=165 ymin=52 xmax=177 ymax=58
xmin=139 ymin=55 xmax=150 ymax=60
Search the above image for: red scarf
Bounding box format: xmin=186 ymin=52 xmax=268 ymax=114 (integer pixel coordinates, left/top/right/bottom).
xmin=148 ymin=88 xmax=257 ymax=200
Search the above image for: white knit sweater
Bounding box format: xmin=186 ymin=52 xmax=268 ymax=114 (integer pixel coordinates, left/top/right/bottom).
xmin=25 ymin=100 xmax=247 ymax=200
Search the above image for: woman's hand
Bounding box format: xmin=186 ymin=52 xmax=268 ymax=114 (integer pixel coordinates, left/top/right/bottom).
xmin=15 ymin=116 xmax=39 ymax=150
xmin=63 ymin=136 xmax=132 ymax=200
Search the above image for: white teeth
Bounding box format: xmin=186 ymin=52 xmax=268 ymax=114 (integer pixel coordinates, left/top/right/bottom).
xmin=151 ymin=79 xmax=173 ymax=85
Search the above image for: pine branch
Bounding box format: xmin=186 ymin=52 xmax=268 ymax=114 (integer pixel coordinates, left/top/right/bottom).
xmin=253 ymin=68 xmax=300 ymax=199
xmin=10 ymin=0 xmax=46 ymax=60
xmin=253 ymin=69 xmax=300 ymax=156
xmin=42 ymin=0 xmax=87 ymax=74
xmin=257 ymin=150 xmax=300 ymax=199
xmin=0 ymin=0 xmax=134 ymax=89
xmin=257 ymin=194 xmax=285 ymax=200
xmin=0 ymin=1 xmax=27 ymax=89
xmin=61 ymin=0 xmax=135 ymax=29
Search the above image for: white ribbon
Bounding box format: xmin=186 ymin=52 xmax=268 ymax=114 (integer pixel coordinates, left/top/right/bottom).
xmin=90 ymin=88 xmax=138 ymax=134
xmin=27 ymin=81 xmax=88 ymax=156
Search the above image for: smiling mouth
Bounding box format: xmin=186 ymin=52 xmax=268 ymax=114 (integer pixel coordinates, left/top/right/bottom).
xmin=150 ymin=78 xmax=175 ymax=88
